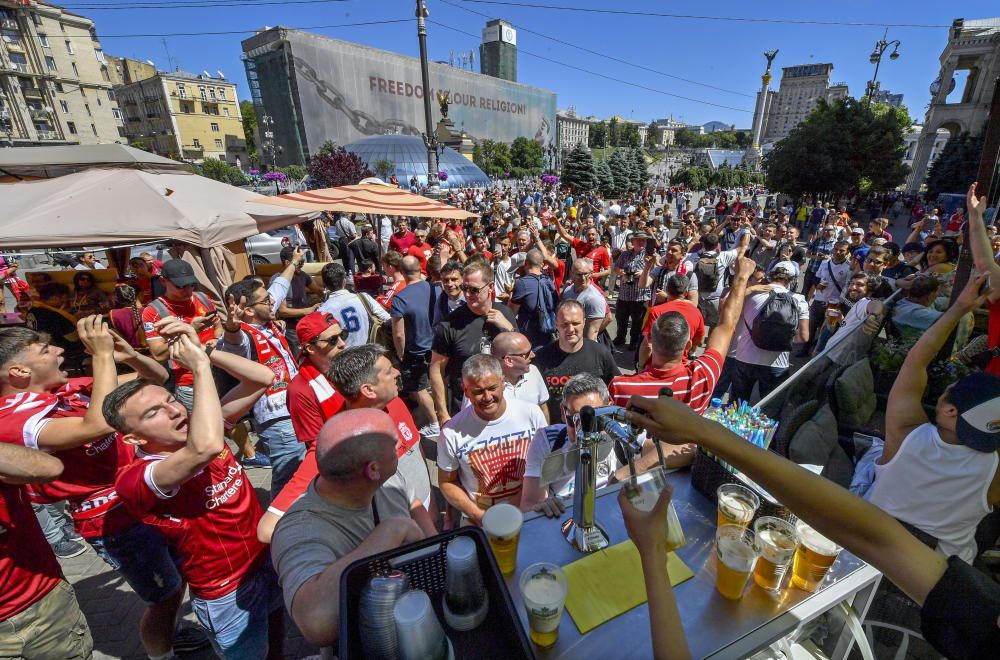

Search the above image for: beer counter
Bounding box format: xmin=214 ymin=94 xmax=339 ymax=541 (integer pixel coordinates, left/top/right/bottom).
xmin=503 ymin=468 xmax=883 ymax=659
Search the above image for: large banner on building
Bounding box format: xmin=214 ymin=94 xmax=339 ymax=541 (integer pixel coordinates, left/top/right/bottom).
xmin=283 ymin=31 xmax=555 ymax=151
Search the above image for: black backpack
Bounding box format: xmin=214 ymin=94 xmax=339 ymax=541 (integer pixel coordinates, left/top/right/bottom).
xmin=694 ymin=253 xmax=721 ymax=293
xmin=747 ymin=291 xmax=800 ymax=351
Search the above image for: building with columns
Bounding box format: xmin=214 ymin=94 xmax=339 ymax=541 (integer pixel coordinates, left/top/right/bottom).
xmin=906 ymin=17 xmax=1000 ymax=192
xmin=903 ymin=124 xmax=951 ymax=189
xmin=555 ymin=107 xmax=593 ymax=153
xmin=759 ymin=63 xmax=848 ymax=143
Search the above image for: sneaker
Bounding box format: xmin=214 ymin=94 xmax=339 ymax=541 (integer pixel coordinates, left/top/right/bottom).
xmin=241 ymin=453 xmax=272 ymax=469
xmin=61 ymin=522 xmax=83 ymax=543
xmin=418 ymin=422 xmax=440 ymax=438
xmin=172 ymin=626 xmax=211 ymax=653
xmin=53 ymin=539 xmax=87 ymax=559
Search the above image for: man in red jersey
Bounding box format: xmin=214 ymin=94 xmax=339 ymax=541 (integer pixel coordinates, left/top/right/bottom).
xmin=107 ymin=333 xmax=283 ymax=660
xmin=637 ymin=272 xmax=706 ymax=367
xmin=552 ymin=218 xmax=612 ymax=281
xmin=609 ymin=256 xmax=754 ymax=471
xmin=0 ymin=442 xmax=91 ymax=659
xmin=256 ymin=311 xmax=348 ymax=543
xmin=406 ymin=227 xmax=434 ymax=275
xmin=377 ymin=250 xmax=408 ymax=310
xmin=0 ymin=318 xmax=209 ymax=659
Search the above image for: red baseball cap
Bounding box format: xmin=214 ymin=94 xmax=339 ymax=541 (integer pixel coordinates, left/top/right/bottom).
xmin=296 ymin=311 xmax=341 ymax=357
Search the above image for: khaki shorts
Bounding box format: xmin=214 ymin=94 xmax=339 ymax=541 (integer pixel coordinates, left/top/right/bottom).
xmin=0 ymin=581 xmax=93 ymax=660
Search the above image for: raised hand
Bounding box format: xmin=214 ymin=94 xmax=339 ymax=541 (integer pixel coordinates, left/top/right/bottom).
xmin=168 ymin=333 xmax=209 ymax=372
xmin=223 ymin=294 xmax=246 ymax=333
xmin=76 ymin=315 xmax=114 ymax=357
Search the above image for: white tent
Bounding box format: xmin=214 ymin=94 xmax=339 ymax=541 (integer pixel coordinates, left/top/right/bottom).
xmin=0 ymin=144 xmax=189 ymax=179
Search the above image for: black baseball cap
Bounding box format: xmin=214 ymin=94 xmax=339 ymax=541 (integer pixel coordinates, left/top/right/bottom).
xmin=160 ymin=259 xmax=198 ymax=287
xmin=949 ymin=372 xmax=1000 ymax=452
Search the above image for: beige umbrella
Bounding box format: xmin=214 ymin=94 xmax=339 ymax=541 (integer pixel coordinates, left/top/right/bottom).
xmin=257 ymin=183 xmax=478 ymax=220
xmin=0 ymin=167 xmax=312 ymax=249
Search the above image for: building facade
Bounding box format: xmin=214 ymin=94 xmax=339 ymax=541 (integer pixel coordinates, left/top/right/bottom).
xmin=903 ymin=124 xmax=950 ymax=189
xmin=115 ymin=70 xmax=246 ymax=164
xmin=106 ymin=55 xmax=155 ymax=86
xmin=479 ymin=19 xmax=516 ymax=82
xmin=241 ymin=28 xmax=556 ymax=170
xmin=0 ymin=1 xmax=122 ymax=146
xmin=871 ymin=89 xmax=904 ymax=107
xmin=759 ymin=63 xmax=849 ymax=143
xmin=556 ymin=107 xmax=592 ymax=153
xmin=649 ymin=118 xmax=687 ymax=146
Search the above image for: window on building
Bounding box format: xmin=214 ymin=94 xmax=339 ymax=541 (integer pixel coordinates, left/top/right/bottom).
xmin=94 ymin=48 xmax=106 ymax=64
xmin=91 ymin=123 xmax=97 ymax=136
xmin=45 ymin=56 xmax=57 ymax=72
xmin=55 ymin=81 xmax=63 ymax=93
xmin=65 ymin=40 xmax=73 ymax=55
xmin=210 ymin=122 xmax=219 ymax=132
xmin=100 ymin=67 xmax=109 ymax=82
xmin=1 ymin=29 xmax=19 ymax=46
xmin=107 ymin=89 xmax=114 ymax=101
xmin=67 ymin=121 xmax=77 ymax=135
xmin=96 ymin=96 xmax=101 ymax=106
xmin=209 ymin=89 xmax=216 ymax=100
xmin=218 ymin=88 xmax=226 ymax=100
xmin=211 ymin=106 xmax=218 ymax=116
xmin=118 ymin=126 xmax=126 ymax=138
xmin=38 ymin=33 xmax=49 ymax=47
xmin=223 ymin=107 xmax=230 ymax=117
xmin=214 ymin=139 xmax=223 ymax=149
xmin=31 ymin=13 xmax=42 ymax=27
xmin=202 ymin=103 xmax=210 ymax=114
xmin=192 ymin=138 xmax=201 ymax=148
xmin=59 ymin=100 xmax=68 ymax=113
xmin=112 ymin=107 xmax=122 ymax=120
xmin=71 ymin=62 xmax=78 ymax=77
xmin=178 ymin=84 xmax=187 ymax=98
xmin=84 ymin=103 xmax=91 ymax=116
xmin=199 ymin=86 xmax=207 ymax=100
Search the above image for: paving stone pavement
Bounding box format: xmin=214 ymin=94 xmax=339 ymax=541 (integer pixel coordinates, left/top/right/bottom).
xmin=60 ymin=465 xmax=319 ymax=660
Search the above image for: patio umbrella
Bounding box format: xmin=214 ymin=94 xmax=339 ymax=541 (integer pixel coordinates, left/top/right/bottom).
xmin=257 ymin=183 xmax=478 ymax=220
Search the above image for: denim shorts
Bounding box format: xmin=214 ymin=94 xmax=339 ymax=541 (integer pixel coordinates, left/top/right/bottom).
xmin=88 ymin=522 xmax=183 ymax=605
xmin=190 ymin=560 xmax=283 ymax=660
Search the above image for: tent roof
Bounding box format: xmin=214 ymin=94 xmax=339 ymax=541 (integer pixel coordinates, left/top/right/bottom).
xmin=0 ymin=168 xmax=312 ymax=249
xmin=258 ymin=183 xmax=478 ymax=219
xmin=0 ymin=144 xmax=188 ymax=178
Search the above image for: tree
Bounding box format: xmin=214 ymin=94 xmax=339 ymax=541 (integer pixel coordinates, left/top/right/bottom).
xmin=589 ymin=121 xmax=609 ymax=149
xmin=278 ymin=164 xmax=307 ymax=181
xmin=595 ymin=158 xmax=615 ymax=196
xmin=473 ymin=139 xmax=513 ymax=178
xmin=764 ymin=98 xmax=910 ymax=198
xmin=510 ymin=136 xmax=545 ymax=176
xmin=240 ymin=100 xmax=258 ymax=165
xmin=561 ymin=143 xmax=598 ymax=192
xmin=619 ymin=122 xmax=641 ymax=149
xmin=631 ymin=148 xmax=650 ymax=190
xmin=200 ymin=157 xmax=232 ymax=183
xmin=608 ymin=117 xmax=620 ymax=148
xmin=372 ymin=158 xmax=396 ymax=181
xmin=924 ymin=132 xmax=985 ymax=200
xmin=608 ymin=149 xmax=632 ymax=194
xmin=674 ymin=127 xmax=700 ymax=148
xmin=307 ymin=141 xmax=373 ymax=188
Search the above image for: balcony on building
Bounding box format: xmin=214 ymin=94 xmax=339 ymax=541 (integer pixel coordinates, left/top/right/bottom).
xmin=20 ymin=85 xmax=43 ymax=100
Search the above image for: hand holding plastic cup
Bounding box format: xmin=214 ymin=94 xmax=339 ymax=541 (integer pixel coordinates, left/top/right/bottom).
xmin=623 ymin=467 xmax=687 ymax=551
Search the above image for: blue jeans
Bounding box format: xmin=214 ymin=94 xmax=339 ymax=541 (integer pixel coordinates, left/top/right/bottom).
xmin=730 ymin=360 xmax=788 ymax=404
xmin=88 ymin=523 xmax=183 ymax=605
xmin=257 ymin=417 xmax=303 ymax=498
xmin=190 ymin=560 xmax=283 ymax=660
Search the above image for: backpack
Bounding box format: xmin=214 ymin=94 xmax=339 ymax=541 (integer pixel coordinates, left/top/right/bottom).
xmin=357 ymin=291 xmax=395 ymax=357
xmin=694 ymin=253 xmax=721 ymax=293
xmin=746 ymin=291 xmax=800 ymax=352
xmin=534 ymin=275 xmax=557 ymax=336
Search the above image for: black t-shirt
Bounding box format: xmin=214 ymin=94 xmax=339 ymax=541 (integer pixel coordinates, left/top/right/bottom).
xmin=920 ymin=555 xmax=1000 ymax=659
xmin=534 ymin=339 xmax=619 ymax=419
xmin=432 ymin=302 xmax=516 ymax=413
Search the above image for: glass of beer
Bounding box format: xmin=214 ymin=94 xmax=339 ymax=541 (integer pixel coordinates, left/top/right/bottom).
xmin=715 ymin=524 xmax=760 ymax=600
xmin=717 ymin=483 xmax=759 ymax=528
xmin=519 ymin=563 xmax=567 ymax=649
xmin=482 ymin=503 xmax=523 ymax=578
xmin=624 ymin=468 xmax=687 ymax=551
xmin=790 ymin=521 xmax=842 ymax=593
xmin=753 ymin=516 xmax=799 ymax=592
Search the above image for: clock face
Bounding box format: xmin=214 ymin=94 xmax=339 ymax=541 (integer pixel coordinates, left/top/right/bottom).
xmin=501 ymin=27 xmax=516 ymax=45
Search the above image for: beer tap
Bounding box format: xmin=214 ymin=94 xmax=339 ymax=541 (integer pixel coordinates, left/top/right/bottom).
xmin=562 ymin=405 xmax=611 ymax=553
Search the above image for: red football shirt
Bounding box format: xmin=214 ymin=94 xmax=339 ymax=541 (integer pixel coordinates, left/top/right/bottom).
xmin=267 ymin=397 xmax=419 ymax=517
xmin=570 ymin=238 xmax=611 ymax=273
xmin=286 ymin=370 xmax=345 ymax=448
xmin=608 ymin=349 xmax=724 ymax=414
xmin=141 ymin=295 xmax=217 ymax=386
xmin=987 ymin=298 xmax=1000 ymax=378
xmin=406 ymin=242 xmax=434 ymax=274
xmin=0 ymin=483 xmax=63 ymax=621
xmin=0 ymin=378 xmax=137 ymax=539
xmin=642 ymin=300 xmax=706 ymax=348
xmin=377 ymin=280 xmax=407 ymax=311
xmin=115 ymin=446 xmax=266 ymax=600
xmin=389 ymin=231 xmax=416 ymax=254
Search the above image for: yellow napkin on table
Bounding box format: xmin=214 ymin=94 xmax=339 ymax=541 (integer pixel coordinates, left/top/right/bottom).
xmin=562 ymin=540 xmax=694 ymax=634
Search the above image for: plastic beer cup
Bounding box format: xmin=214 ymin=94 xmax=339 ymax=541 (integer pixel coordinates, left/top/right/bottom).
xmin=790 ymin=521 xmax=841 ymax=592
xmin=716 ymin=483 xmax=760 ymax=528
xmin=623 ymin=467 xmax=687 ymax=551
xmin=481 ymin=503 xmax=523 ymax=578
xmin=752 ymin=516 xmax=799 ymax=591
xmin=519 ymin=563 xmax=567 ymax=649
xmin=715 ymin=524 xmax=760 ymax=600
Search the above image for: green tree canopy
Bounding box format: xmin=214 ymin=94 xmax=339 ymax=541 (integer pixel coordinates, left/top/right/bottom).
xmin=764 ymin=98 xmax=910 ymax=198
xmin=924 ymin=132 xmax=985 ymax=200
xmin=510 ymin=136 xmax=545 ymax=176
xmin=589 ymin=121 xmax=609 ymax=148
xmin=240 ymin=100 xmax=257 ymax=165
xmin=473 ymin=139 xmax=512 ymax=178
xmin=595 ymin=158 xmax=615 ymax=196
xmin=619 ymin=123 xmax=642 ymax=149
xmin=631 ymin=148 xmax=650 ymax=190
xmin=608 ymin=149 xmax=632 ymax=194
xmin=562 ymin=143 xmax=598 ymax=193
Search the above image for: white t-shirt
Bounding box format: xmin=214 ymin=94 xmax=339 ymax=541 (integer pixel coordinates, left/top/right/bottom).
xmin=461 ymin=365 xmax=549 ymax=410
xmin=690 ymin=248 xmax=740 ymax=300
xmin=813 ymin=259 xmax=853 ymax=304
xmin=731 ymin=285 xmax=810 ymax=369
xmin=438 ymin=398 xmax=547 ymax=506
xmin=317 ymin=289 xmax=390 ymax=348
xmin=523 ymin=424 xmax=623 ymax=499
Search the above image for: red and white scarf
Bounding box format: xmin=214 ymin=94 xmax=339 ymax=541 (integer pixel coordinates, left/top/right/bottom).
xmin=241 ymin=322 xmax=295 ymax=417
xmin=297 ymin=362 xmax=342 ymax=421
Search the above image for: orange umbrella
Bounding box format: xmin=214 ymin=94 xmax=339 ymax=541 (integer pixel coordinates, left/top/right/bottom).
xmin=258 ymin=183 xmax=477 ymax=220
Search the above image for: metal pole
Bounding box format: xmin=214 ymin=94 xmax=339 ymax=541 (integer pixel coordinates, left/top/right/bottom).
xmin=416 ymin=0 xmax=441 ymax=199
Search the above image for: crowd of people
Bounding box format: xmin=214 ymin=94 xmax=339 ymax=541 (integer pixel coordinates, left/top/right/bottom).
xmin=0 ymin=177 xmax=999 ymax=660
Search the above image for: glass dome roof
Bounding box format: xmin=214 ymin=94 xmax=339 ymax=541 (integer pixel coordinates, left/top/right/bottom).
xmin=343 ymin=135 xmax=491 ymax=189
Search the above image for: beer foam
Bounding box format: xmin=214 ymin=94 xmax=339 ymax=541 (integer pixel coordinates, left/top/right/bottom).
xmin=758 ymin=528 xmax=796 ymax=563
xmin=719 ymin=493 xmax=755 ymax=521
xmin=796 ymin=523 xmax=839 ymax=556
xmin=523 ymin=575 xmax=566 ymax=604
xmin=717 ymin=536 xmax=757 ymax=572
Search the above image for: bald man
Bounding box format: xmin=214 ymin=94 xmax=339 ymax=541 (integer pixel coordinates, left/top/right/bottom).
xmin=270 ymin=409 xmax=425 ymax=650
xmin=461 ymin=331 xmax=550 ymax=421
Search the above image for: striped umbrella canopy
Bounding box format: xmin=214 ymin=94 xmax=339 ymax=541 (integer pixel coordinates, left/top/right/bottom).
xmin=257 ymin=183 xmax=477 ymax=220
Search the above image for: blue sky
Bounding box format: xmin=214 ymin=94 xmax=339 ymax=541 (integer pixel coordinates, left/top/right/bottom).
xmin=80 ymin=0 xmax=999 ymax=127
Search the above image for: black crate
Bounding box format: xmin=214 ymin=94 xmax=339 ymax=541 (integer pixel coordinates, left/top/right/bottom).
xmin=339 ymin=526 xmax=535 ymax=660
xmin=691 ymin=447 xmax=794 ymax=525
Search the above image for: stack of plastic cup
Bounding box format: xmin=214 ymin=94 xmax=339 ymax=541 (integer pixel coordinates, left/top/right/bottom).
xmin=393 ymin=590 xmax=453 ymax=660
xmin=442 ymin=536 xmax=489 ymax=631
xmin=359 ymin=571 xmax=410 ymax=660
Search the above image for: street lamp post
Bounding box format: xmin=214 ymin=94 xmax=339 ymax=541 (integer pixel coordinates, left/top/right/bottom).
xmin=260 ymin=114 xmax=283 ymax=194
xmin=416 ymin=0 xmax=441 ymax=199
xmin=865 ymin=29 xmax=901 ymax=106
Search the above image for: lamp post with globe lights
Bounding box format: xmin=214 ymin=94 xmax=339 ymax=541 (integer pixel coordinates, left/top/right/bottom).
xmin=416 ymin=0 xmax=442 ymax=199
xmin=865 ymin=29 xmax=901 ymax=106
